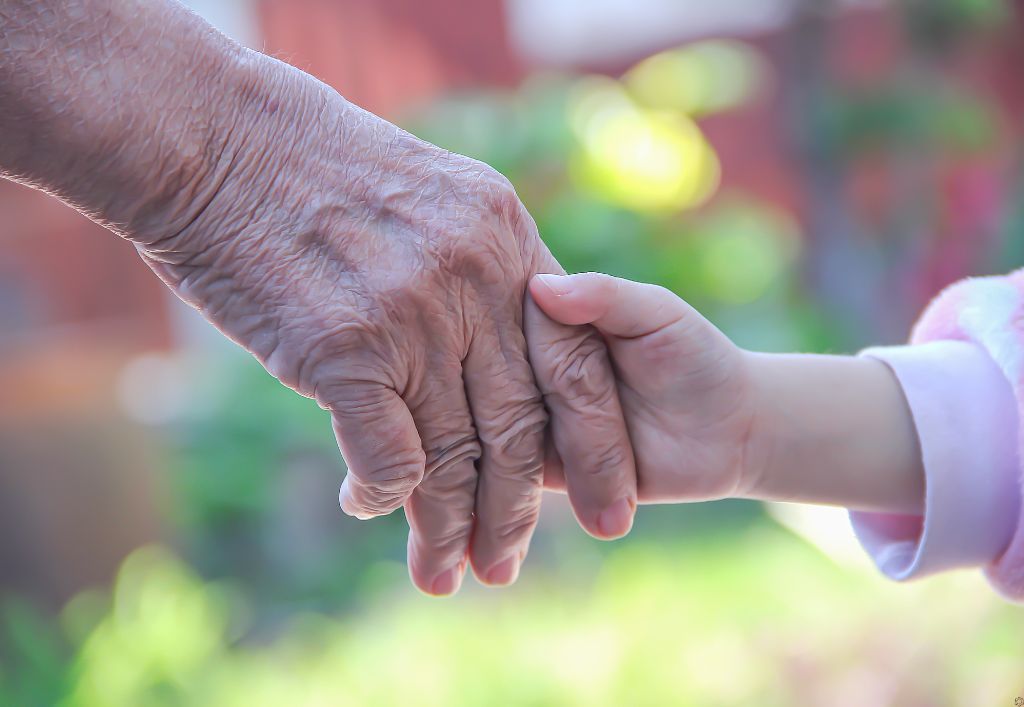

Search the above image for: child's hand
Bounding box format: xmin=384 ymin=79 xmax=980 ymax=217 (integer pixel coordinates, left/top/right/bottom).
xmin=526 ymin=272 xmax=760 ymax=504
xmin=526 ymin=272 xmax=926 ymax=516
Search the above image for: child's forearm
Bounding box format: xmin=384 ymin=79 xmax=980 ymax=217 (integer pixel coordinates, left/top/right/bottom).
xmin=740 ymin=353 xmax=925 ymax=515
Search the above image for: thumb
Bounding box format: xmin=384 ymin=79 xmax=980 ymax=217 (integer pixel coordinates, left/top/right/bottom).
xmin=529 ymin=272 xmax=686 ymax=339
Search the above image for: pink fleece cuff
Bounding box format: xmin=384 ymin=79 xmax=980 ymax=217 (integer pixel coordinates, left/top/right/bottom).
xmin=850 ymin=340 xmax=1020 ymax=580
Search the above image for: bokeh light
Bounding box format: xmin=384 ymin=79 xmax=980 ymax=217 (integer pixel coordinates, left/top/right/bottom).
xmin=693 ymin=197 xmax=802 ymax=304
xmin=567 ymin=77 xmax=720 ymax=212
xmin=624 ymin=40 xmax=766 ymax=117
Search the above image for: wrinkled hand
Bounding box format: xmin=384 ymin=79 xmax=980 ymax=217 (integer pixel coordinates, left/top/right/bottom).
xmin=527 ymin=273 xmax=759 ymax=504
xmin=134 ymin=57 xmax=637 ymax=594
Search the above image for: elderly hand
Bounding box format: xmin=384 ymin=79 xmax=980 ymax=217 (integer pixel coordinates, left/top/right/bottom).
xmin=0 ymin=0 xmax=641 ymax=595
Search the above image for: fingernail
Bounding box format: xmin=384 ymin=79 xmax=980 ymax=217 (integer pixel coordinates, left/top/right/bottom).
xmin=484 ymin=556 xmax=520 ymax=586
xmin=535 ymin=273 xmax=572 ymax=297
xmin=598 ymin=498 xmax=635 ymax=538
xmin=429 ymin=566 xmax=462 ymax=596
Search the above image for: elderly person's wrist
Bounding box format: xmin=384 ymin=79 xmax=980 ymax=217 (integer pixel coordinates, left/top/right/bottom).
xmin=122 ymin=44 xmax=277 ymax=248
xmin=127 ymin=47 xmax=313 ymax=252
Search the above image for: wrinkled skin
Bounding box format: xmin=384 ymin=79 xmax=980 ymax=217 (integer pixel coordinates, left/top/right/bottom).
xmin=527 ymin=273 xmax=760 ymax=504
xmin=0 ymin=0 xmax=639 ymax=595
xmin=127 ymin=58 xmax=638 ymax=595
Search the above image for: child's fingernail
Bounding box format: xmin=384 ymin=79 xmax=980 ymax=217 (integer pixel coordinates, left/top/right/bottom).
xmin=484 ymin=555 xmax=520 ymax=586
xmin=429 ymin=566 xmax=462 ymax=596
xmin=535 ymin=273 xmax=572 ymax=296
xmin=598 ymin=497 xmax=635 ymax=538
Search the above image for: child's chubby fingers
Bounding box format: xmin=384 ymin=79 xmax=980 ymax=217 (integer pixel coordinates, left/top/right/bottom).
xmin=529 ymin=273 xmax=686 ymax=339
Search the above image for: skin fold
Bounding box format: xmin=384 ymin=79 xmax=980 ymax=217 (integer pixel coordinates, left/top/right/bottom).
xmin=528 ymin=272 xmax=925 ymax=515
xmin=0 ymin=0 xmax=639 ymax=595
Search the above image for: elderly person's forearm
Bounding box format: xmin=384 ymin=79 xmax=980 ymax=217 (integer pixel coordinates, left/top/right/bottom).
xmin=0 ymin=0 xmax=256 ymax=239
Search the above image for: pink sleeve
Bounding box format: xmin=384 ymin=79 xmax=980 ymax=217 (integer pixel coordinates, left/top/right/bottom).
xmin=852 ymin=341 xmax=1018 ymax=582
xmin=853 ymin=270 xmax=1024 ymax=600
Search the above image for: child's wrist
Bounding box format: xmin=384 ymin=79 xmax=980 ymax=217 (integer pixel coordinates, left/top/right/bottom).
xmin=735 ymin=351 xmax=784 ymax=502
xmin=738 ymin=351 xmax=924 ymax=514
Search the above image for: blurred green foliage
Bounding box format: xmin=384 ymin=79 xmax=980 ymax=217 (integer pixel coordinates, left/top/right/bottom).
xmin=830 ymin=85 xmax=999 ymax=155
xmin=5 ymin=531 xmax=1024 ymax=706
xmin=902 ymin=0 xmax=1010 ymax=52
xmin=0 ymin=598 xmax=69 ymax=706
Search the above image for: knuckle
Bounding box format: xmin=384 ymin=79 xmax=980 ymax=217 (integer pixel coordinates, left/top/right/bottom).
xmin=490 ymin=178 xmax=521 ymax=216
xmin=351 ymin=453 xmax=425 ymax=492
xmin=294 ymin=323 xmax=399 ymax=405
xmin=347 ymin=483 xmax=410 ymax=515
xmin=266 ymin=324 xmax=361 ymax=399
xmin=478 ymin=403 xmax=547 ymax=473
xmin=545 ymin=335 xmax=615 ymax=408
xmin=424 ymin=433 xmax=482 ymax=475
xmin=474 ymin=169 xmax=539 ymax=272
xmin=447 ymin=156 xmax=516 ymax=211
xmin=494 ymin=424 xmax=543 ymax=469
xmin=472 ymin=165 xmax=517 ymax=208
xmin=427 ymin=165 xmax=534 ymax=290
xmin=348 ymin=459 xmax=423 ymax=514
xmin=349 ymin=491 xmax=401 ymax=516
xmin=419 ymin=454 xmax=479 ymax=500
xmin=339 ymin=415 xmax=426 ymax=492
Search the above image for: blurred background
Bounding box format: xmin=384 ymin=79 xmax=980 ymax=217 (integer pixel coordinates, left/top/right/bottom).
xmin=2 ymin=0 xmax=1023 ymax=704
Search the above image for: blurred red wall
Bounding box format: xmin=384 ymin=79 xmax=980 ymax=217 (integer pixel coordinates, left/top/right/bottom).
xmin=258 ymin=0 xmax=523 ymax=119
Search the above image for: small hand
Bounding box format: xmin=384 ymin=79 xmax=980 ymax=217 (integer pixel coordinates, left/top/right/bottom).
xmin=527 ymin=272 xmax=759 ymax=504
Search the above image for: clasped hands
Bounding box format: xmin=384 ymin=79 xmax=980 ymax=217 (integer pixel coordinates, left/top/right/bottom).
xmin=128 ymin=45 xmax=770 ymax=597
xmin=1 ymin=0 xmax=925 ymax=598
